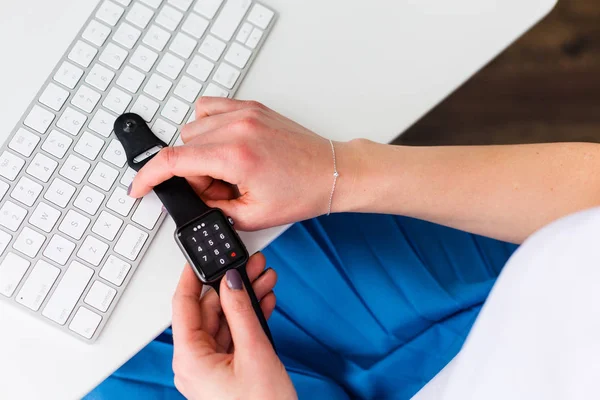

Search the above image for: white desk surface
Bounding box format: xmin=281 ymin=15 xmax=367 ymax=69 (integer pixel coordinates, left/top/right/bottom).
xmin=0 ymin=0 xmax=556 ymax=398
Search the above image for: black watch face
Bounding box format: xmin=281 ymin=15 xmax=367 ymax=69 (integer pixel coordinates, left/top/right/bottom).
xmin=177 ymin=210 xmax=248 ymax=281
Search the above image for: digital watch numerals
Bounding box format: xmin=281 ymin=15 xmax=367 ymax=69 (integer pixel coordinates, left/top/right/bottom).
xmin=176 ymin=210 xmax=249 ymax=283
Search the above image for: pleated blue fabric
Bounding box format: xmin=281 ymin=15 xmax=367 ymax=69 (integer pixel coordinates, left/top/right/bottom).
xmin=86 ymin=213 xmax=517 ymax=399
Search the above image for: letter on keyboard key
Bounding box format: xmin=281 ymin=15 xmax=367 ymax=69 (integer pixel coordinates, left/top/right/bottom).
xmin=84 ymin=281 xmax=117 ymax=312
xmin=113 ymin=22 xmax=142 ymax=49
xmin=82 ymin=20 xmax=111 ymax=47
xmin=0 ymin=228 xmax=11 ymax=255
xmin=247 ymin=3 xmax=274 ymax=29
xmin=131 ymin=95 xmax=160 ymax=122
xmin=74 ymin=131 xmax=105 ymax=161
xmin=54 ymin=61 xmax=84 ymax=90
xmin=92 ymin=211 xmax=123 ymax=241
xmin=115 ymin=224 xmax=149 ymax=261
xmin=11 ymin=176 xmax=43 ymax=207
xmin=74 ymin=185 xmax=105 ymax=215
xmin=116 ymin=66 xmax=146 ymax=94
xmin=143 ymin=24 xmax=171 ymax=52
xmin=195 ymin=0 xmax=223 ymax=19
xmin=43 ymin=234 xmax=76 ymax=265
xmin=181 ymin=13 xmax=209 ymax=39
xmin=42 ymin=130 xmax=73 ymax=159
xmin=0 ymin=201 xmax=27 ymax=232
xmin=175 ymin=76 xmax=203 ymax=103
xmin=68 ymin=41 xmax=98 ymax=68
xmin=144 ymin=74 xmax=173 ymax=101
xmin=187 ymin=55 xmax=214 ymax=82
xmin=210 ymin=0 xmax=250 ymax=41
xmin=100 ymin=255 xmax=131 ymax=286
xmin=60 ymin=154 xmax=91 ymax=184
xmin=103 ymin=87 xmax=133 ymax=116
xmin=156 ymin=5 xmax=183 ymax=31
xmin=107 ymin=187 xmax=136 ymax=216
xmin=132 ymin=191 xmax=163 ymax=229
xmin=77 ymin=235 xmax=109 ymax=266
xmin=102 ymin=139 xmax=127 ymax=167
xmin=169 ymin=32 xmax=196 ymax=59
xmin=57 ymin=107 xmax=87 ymax=136
xmin=0 ymin=252 xmax=29 ymax=298
xmin=88 ymin=162 xmax=119 ymax=191
xmin=16 ymin=260 xmax=60 ymax=311
xmin=59 ymin=210 xmax=91 ymax=240
xmin=130 ymin=45 xmax=159 ymax=72
xmin=39 ymin=83 xmax=70 ymax=112
xmin=44 ymin=178 xmax=76 ymax=208
xmin=152 ymin=119 xmax=177 ymax=143
xmin=24 ymin=105 xmax=55 ymax=134
xmin=69 ymin=307 xmax=102 ymax=339
xmin=29 ymin=202 xmax=61 ymax=233
xmin=0 ymin=151 xmax=25 ymax=181
xmin=213 ymin=63 xmax=241 ymax=89
xmin=9 ymin=128 xmax=40 ymax=157
xmin=126 ymin=2 xmax=154 ymax=29
xmin=96 ymin=0 xmax=125 ymax=26
xmin=156 ymin=53 xmax=185 ymax=80
xmin=161 ymin=97 xmax=190 ymax=124
xmin=42 ymin=261 xmax=93 ymax=325
xmin=13 ymin=227 xmax=45 ymax=258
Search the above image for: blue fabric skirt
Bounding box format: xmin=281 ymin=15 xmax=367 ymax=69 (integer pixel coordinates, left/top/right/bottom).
xmin=86 ymin=213 xmax=517 ymax=400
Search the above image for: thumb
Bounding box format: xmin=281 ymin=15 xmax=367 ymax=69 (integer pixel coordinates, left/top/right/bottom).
xmin=206 ymin=198 xmax=257 ymax=231
xmin=220 ymin=268 xmax=273 ymax=355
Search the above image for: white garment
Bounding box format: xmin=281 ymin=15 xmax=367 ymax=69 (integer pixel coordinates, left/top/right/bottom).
xmin=413 ymin=206 xmax=600 ymax=400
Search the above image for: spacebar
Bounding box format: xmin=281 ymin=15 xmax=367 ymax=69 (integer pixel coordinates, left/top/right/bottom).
xmin=211 ymin=0 xmax=251 ymax=41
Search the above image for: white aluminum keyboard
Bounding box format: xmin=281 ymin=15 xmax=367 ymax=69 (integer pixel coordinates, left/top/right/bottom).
xmin=0 ymin=0 xmax=276 ymax=342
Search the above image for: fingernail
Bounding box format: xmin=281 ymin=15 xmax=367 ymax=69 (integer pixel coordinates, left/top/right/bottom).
xmin=161 ymin=205 xmax=167 ymax=214
xmin=127 ymin=183 xmax=133 ymax=196
xmin=226 ymin=269 xmax=243 ymax=291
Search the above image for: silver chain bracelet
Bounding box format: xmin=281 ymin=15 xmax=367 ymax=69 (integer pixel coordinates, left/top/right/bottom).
xmin=327 ymin=139 xmax=339 ymax=216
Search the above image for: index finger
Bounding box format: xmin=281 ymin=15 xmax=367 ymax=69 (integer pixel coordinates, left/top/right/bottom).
xmin=129 ymin=144 xmax=235 ymax=198
xmin=195 ymin=97 xmax=264 ymax=119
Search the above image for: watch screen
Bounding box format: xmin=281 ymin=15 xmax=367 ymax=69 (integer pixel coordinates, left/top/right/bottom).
xmin=178 ymin=211 xmax=246 ymax=280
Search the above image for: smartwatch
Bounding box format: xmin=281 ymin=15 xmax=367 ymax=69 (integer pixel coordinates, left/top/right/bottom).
xmin=114 ymin=113 xmax=275 ymax=348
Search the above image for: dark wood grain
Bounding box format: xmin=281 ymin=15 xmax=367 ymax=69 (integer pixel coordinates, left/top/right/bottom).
xmin=394 ymin=0 xmax=600 ymax=146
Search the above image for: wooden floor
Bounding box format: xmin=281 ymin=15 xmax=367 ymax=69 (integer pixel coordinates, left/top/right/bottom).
xmin=394 ymin=0 xmax=600 ymax=146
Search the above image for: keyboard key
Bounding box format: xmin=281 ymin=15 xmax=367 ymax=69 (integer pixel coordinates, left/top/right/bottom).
xmin=132 ymin=191 xmax=163 ymax=229
xmin=74 ymin=185 xmax=105 ymax=215
xmin=88 ymin=162 xmax=119 ymax=191
xmin=0 ymin=253 xmax=29 ymax=298
xmin=42 ymin=261 xmax=94 ymax=325
xmin=131 ymin=95 xmax=159 ymax=122
xmin=169 ymin=32 xmax=197 ymax=59
xmin=106 ymin=187 xmax=136 ymax=216
xmin=156 ymin=4 xmax=183 ymax=31
xmin=13 ymin=227 xmax=45 ymax=258
xmin=54 ymin=61 xmax=84 ymax=90
xmin=92 ymin=211 xmax=123 ymax=241
xmin=116 ymin=66 xmax=145 ymax=93
xmin=129 ymin=45 xmax=159 ymax=72
xmin=0 ymin=201 xmax=27 ymax=232
xmin=96 ymin=0 xmax=125 ymax=26
xmin=77 ymin=235 xmax=109 ymax=266
xmin=99 ymin=43 xmax=128 ymax=70
xmin=11 ymin=176 xmax=43 ymax=207
xmin=43 ymin=234 xmax=76 ymax=265
xmin=72 ymin=85 xmax=101 ymax=113
xmin=39 ymin=83 xmax=70 ymax=111
xmin=199 ymin=35 xmax=226 ymax=62
xmin=24 ymin=105 xmax=55 ymax=134
xmin=113 ymin=22 xmax=141 ymax=49
xmin=126 ymin=2 xmax=154 ymax=28
xmin=100 ymin=255 xmax=131 ymax=286
xmin=168 ymin=0 xmax=192 ymax=11
xmin=202 ymin=83 xmax=228 ymax=98
xmin=15 ymin=260 xmax=60 ymax=311
xmin=103 ymin=87 xmax=132 ymax=114
xmin=143 ymin=24 xmax=171 ymax=51
xmin=114 ymin=224 xmax=148 ymax=261
xmin=60 ymin=154 xmax=91 ymax=184
xmin=144 ymin=73 xmax=172 ymax=101
xmin=89 ymin=109 xmax=117 ymax=138
xmin=140 ymin=0 xmax=163 ymax=7
xmin=246 ymin=27 xmax=263 ymax=49
xmin=9 ymin=128 xmax=40 ymax=157
xmin=0 ymin=151 xmax=25 ymax=181
xmin=0 ymin=230 xmax=11 ymax=255
xmin=114 ymin=0 xmax=131 ymax=5
xmin=82 ymin=20 xmax=111 ymax=47
xmin=195 ymin=0 xmax=223 ymax=19
xmin=156 ymin=53 xmax=185 ymax=80
xmin=174 ymin=76 xmax=202 ymax=103
xmin=119 ymin=167 xmax=137 ymax=187
xmin=29 ymin=202 xmax=61 ymax=233
xmin=44 ymin=178 xmax=76 ymax=208
xmin=248 ymin=3 xmax=274 ymax=29
xmin=0 ymin=181 xmax=9 ymax=201
xmin=225 ymin=42 xmax=252 ymax=69
xmin=102 ymin=139 xmax=127 ymax=167
xmin=74 ymin=131 xmax=105 ymax=160
xmin=152 ymin=118 xmax=177 ymax=143
xmin=42 ymin=130 xmax=73 ymax=158
xmin=85 ymin=280 xmax=117 ymax=313
xmin=161 ymin=97 xmax=189 ymax=124
xmin=69 ymin=307 xmax=102 ymax=339
xmin=210 ymin=0 xmax=249 ymax=41
xmin=57 ymin=107 xmax=87 ymax=136
xmin=187 ymin=55 xmax=214 ymax=82
xmin=236 ymin=22 xmax=253 ymax=43
xmin=181 ymin=13 xmax=209 ymax=39
xmin=59 ymin=209 xmax=91 ymax=240
xmin=85 ymin=64 xmax=116 ymax=91
xmin=26 ymin=153 xmax=58 ymax=182
xmin=212 ymin=62 xmax=240 ymax=89
xmin=68 ymin=40 xmax=98 ymax=68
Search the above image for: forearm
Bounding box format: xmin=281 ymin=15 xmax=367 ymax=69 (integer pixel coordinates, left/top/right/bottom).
xmin=335 ymin=140 xmax=600 ymax=243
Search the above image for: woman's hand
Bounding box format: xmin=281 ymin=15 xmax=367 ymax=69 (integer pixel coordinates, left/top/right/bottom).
xmin=129 ymin=97 xmax=358 ymax=231
xmin=172 ymin=253 xmax=297 ymax=400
